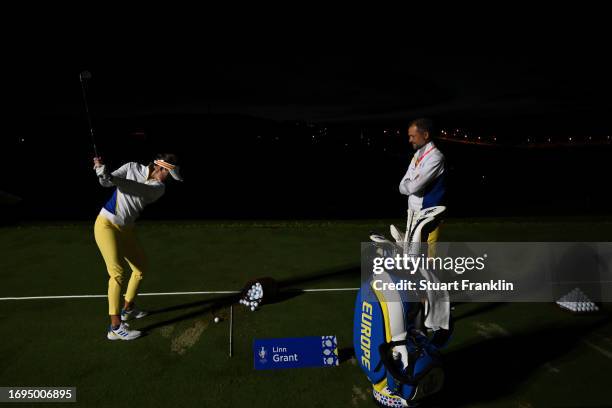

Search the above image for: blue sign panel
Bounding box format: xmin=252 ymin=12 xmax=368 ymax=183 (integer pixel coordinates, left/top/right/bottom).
xmin=254 ymin=336 xmax=339 ymax=370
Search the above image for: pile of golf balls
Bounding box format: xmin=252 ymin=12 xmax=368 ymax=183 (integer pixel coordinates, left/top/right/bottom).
xmin=240 ymin=282 xmax=264 ymax=312
xmin=556 ymin=287 xmax=599 ymax=313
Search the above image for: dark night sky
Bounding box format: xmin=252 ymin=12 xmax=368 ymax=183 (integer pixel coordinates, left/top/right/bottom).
xmin=4 ymin=21 xmax=611 ymax=133
xmin=2 ymin=15 xmax=612 ymax=220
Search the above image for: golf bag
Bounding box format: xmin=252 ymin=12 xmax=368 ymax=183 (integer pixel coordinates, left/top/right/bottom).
xmin=355 ymin=206 xmax=451 ymax=407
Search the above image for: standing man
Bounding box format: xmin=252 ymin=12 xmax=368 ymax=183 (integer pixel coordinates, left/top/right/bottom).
xmin=399 ymin=118 xmax=446 ymax=253
xmin=93 ymin=153 xmax=183 ymax=340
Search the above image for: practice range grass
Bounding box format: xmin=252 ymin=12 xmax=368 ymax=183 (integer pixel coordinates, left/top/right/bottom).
xmin=1 ymin=218 xmax=611 ymax=407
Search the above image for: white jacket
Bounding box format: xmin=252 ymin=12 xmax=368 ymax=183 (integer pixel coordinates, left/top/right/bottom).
xmin=96 ymin=162 xmax=165 ymax=226
xmin=399 ymin=141 xmax=445 ymax=211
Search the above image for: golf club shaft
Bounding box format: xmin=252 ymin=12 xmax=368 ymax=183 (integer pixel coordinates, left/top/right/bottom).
xmin=79 ymin=75 xmax=98 ymax=157
xmin=404 ymin=209 xmax=413 ymax=253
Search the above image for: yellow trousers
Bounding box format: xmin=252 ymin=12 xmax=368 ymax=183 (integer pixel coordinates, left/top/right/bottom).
xmin=427 ymin=225 xmax=441 ymax=258
xmin=94 ymin=215 xmax=146 ymax=315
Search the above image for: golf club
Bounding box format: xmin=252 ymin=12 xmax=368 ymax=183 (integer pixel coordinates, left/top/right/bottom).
xmin=390 ymin=224 xmax=405 ymax=242
xmin=369 ymin=233 xmax=393 ymax=244
xmin=79 ymin=70 xmax=98 ymax=157
xmin=404 ymin=208 xmax=414 ymax=253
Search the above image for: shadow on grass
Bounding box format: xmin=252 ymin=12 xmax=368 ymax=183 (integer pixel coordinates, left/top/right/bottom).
xmin=428 ymin=317 xmax=611 ymax=407
xmin=140 ymin=293 xmax=239 ymax=332
xmin=140 ymin=265 xmax=360 ymax=331
xmin=263 ymin=290 xmax=303 ymax=305
xmin=276 ymin=264 xmax=360 ymax=289
xmin=147 ymin=295 xmax=238 ymax=316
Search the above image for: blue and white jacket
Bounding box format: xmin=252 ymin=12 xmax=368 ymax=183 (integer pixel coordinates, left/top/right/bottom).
xmin=96 ymin=162 xmax=165 ymax=226
xmin=399 ymin=141 xmax=446 ymax=211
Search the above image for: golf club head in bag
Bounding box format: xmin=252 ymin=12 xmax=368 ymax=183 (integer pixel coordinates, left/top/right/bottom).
xmin=401 ymin=206 xmax=446 ymax=257
xmin=390 ymin=225 xmax=405 ymax=243
xmin=369 ymin=232 xmax=401 ymax=258
xmin=406 ymin=206 xmax=445 ymax=244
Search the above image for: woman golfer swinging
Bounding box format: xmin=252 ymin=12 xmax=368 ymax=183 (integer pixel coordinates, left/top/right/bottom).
xmin=93 ymin=153 xmax=183 ymax=340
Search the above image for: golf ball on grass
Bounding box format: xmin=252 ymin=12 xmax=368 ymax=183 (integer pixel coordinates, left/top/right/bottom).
xmin=214 ymin=317 xmax=220 ymax=323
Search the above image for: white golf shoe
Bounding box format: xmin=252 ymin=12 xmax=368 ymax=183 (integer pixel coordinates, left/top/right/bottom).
xmin=107 ymin=322 xmax=141 ymax=341
xmin=121 ymin=306 xmax=148 ymax=322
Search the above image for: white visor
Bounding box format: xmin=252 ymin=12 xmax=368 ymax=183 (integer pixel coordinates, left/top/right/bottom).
xmin=154 ymin=159 xmax=183 ymax=182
